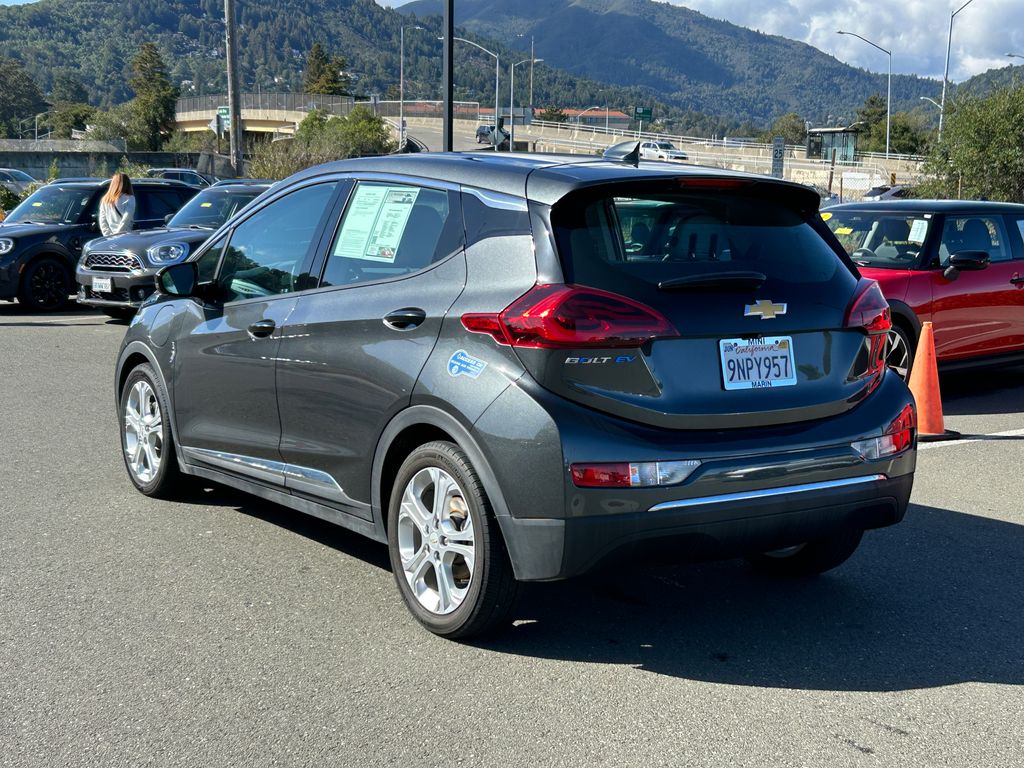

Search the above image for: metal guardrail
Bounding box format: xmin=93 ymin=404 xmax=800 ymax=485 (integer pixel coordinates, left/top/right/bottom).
xmin=176 ymin=93 xmax=355 ymax=115
xmin=0 ymin=138 xmax=128 ymax=152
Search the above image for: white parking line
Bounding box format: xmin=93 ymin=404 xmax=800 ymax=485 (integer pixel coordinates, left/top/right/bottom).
xmin=919 ymin=427 xmax=1024 ymax=450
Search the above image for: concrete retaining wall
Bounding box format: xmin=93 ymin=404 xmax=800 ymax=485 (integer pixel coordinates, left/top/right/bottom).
xmin=0 ymin=151 xmax=203 ymax=181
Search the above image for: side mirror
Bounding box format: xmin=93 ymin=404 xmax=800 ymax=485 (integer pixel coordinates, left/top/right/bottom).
xmin=943 ymin=250 xmax=990 ymax=281
xmin=156 ymin=262 xmax=199 ymax=297
xmin=950 ymin=250 xmax=990 ymax=271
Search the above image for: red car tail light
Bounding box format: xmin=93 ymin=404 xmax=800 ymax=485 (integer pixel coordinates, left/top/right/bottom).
xmin=570 ymin=460 xmax=702 ymax=488
xmin=462 ymin=284 xmax=679 ymax=349
xmin=845 ymin=280 xmax=892 ymax=377
xmin=852 ymin=403 xmax=916 ymax=460
xmin=845 ymin=279 xmax=892 ymax=334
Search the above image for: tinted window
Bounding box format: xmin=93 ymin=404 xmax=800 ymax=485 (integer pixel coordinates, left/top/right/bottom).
xmin=824 ymin=210 xmax=932 ymax=269
xmin=320 ymin=182 xmax=461 ymax=288
xmin=219 ymin=182 xmax=337 ymax=302
xmin=0 ymin=172 xmax=11 ymax=182
xmin=196 ymin=234 xmax=227 ymax=283
xmin=556 ymin=190 xmax=841 ymax=290
xmin=461 ymin=189 xmax=530 ymax=245
xmin=938 ymin=215 xmax=1009 ymax=264
xmin=137 ymin=189 xmax=190 ymax=222
xmin=5 ymin=185 xmax=95 ymax=224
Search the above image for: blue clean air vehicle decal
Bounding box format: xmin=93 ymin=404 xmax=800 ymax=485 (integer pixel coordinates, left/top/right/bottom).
xmin=448 ymin=350 xmax=487 ymax=379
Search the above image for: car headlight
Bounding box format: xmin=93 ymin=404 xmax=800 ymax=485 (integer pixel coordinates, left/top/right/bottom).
xmin=0 ymin=238 xmax=15 ymax=256
xmin=147 ymin=243 xmax=189 ymax=264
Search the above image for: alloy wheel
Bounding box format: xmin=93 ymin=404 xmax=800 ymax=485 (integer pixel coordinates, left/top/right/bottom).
xmin=124 ymin=380 xmax=163 ymax=484
xmin=885 ymin=328 xmax=911 ymax=381
xmin=29 ymin=262 xmax=68 ymax=309
xmin=397 ymin=466 xmax=476 ymax=615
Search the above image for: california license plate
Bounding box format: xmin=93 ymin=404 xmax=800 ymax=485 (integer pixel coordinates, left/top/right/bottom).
xmin=92 ymin=277 xmax=112 ymax=293
xmin=719 ymin=336 xmax=797 ymax=390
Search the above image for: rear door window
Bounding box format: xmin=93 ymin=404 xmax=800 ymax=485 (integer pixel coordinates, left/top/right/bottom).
xmin=320 ymin=182 xmax=462 ymax=288
xmin=137 ymin=190 xmax=187 ymax=223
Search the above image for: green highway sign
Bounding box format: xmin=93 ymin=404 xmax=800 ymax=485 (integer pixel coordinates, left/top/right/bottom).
xmin=634 ymin=106 xmax=652 ymax=121
xmin=217 ymin=105 xmax=230 ymax=119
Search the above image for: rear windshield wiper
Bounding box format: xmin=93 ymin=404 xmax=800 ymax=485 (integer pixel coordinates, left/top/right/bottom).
xmin=657 ymin=270 xmax=767 ymax=291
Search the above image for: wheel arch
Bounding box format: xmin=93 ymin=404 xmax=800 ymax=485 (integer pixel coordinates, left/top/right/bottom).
xmin=371 ymin=405 xmax=513 ymax=539
xmin=888 ymin=299 xmax=921 ymax=349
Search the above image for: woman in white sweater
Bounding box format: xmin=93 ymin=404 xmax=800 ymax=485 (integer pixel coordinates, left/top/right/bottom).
xmin=98 ymin=173 xmax=136 ymax=236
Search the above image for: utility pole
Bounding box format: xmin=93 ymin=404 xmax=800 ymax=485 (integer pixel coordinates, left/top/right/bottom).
xmin=224 ymin=0 xmax=242 ymax=175
xmin=442 ymin=0 xmax=454 ymax=151
xmin=529 ymin=36 xmax=535 ymax=114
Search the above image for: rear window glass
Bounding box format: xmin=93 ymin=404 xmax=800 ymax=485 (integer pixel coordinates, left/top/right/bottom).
xmin=554 ymin=191 xmax=842 ymax=289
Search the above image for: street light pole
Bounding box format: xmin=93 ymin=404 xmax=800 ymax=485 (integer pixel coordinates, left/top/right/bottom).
xmin=452 ymin=37 xmax=499 ymax=135
xmin=509 ymin=58 xmax=542 ymax=151
xmin=940 ymin=0 xmax=978 ymax=143
xmin=837 ymin=30 xmax=891 ymax=158
xmin=400 ymin=25 xmax=423 ymax=150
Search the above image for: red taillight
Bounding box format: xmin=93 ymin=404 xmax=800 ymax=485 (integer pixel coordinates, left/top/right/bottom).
xmin=845 ymin=280 xmax=892 ymax=377
xmin=570 ymin=463 xmax=632 ymax=488
xmin=845 ymin=279 xmax=892 ymax=334
xmin=852 ymin=403 xmax=916 ymax=460
xmin=462 ymin=284 xmax=678 ymax=349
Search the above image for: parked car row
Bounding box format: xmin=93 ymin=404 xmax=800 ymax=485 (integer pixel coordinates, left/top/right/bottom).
xmin=0 ymin=170 xmax=252 ymax=311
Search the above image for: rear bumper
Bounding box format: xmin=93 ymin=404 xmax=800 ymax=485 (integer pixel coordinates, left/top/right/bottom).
xmin=498 ymin=471 xmax=912 ymax=581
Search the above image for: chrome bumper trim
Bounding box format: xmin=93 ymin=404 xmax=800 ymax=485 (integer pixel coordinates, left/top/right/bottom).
xmin=648 ymin=474 xmax=888 ymax=513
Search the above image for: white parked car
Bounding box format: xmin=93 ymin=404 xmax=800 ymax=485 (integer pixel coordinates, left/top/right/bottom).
xmin=639 ymin=141 xmax=688 ymax=161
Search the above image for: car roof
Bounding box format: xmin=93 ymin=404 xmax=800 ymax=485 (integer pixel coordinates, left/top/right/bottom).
xmin=288 ymin=151 xmax=816 ymax=206
xmin=44 ymin=178 xmax=199 ymax=190
xmin=830 ymin=199 xmax=1024 ymax=213
xmin=211 ymin=179 xmax=274 ymax=187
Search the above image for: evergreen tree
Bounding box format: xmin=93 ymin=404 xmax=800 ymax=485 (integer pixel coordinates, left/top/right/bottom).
xmin=303 ymin=43 xmax=351 ymax=95
xmin=537 ymin=105 xmax=568 ymax=123
xmin=128 ymin=42 xmax=179 ymax=151
xmin=0 ymin=57 xmax=46 ymax=137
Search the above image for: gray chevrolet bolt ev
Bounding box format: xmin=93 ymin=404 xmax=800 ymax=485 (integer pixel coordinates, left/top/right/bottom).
xmin=115 ymin=153 xmax=917 ymax=638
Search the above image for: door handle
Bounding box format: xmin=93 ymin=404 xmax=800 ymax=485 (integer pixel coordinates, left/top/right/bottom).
xmin=247 ymin=318 xmax=276 ymax=338
xmin=1011 ymin=275 xmax=1024 ymax=286
xmin=383 ymin=307 xmax=427 ymax=330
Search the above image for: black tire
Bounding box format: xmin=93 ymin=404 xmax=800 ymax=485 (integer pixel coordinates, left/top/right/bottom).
xmin=885 ymin=324 xmax=915 ymax=381
xmin=119 ymin=363 xmax=186 ymax=499
xmin=746 ymin=527 xmax=865 ymax=577
xmin=387 ymin=441 xmax=518 ymax=639
xmin=19 ymin=257 xmax=71 ymax=311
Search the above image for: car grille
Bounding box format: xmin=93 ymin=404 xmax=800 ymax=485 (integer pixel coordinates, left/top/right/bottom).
xmin=85 ymin=252 xmax=142 ymax=272
xmin=86 ymin=286 xmax=131 ymax=302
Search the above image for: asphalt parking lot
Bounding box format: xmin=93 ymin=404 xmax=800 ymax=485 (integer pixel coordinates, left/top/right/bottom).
xmin=2 ymin=303 xmax=1023 ymax=768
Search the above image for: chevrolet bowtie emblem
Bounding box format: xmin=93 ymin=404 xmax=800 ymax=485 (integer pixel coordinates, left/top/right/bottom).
xmin=745 ymin=299 xmax=787 ymax=319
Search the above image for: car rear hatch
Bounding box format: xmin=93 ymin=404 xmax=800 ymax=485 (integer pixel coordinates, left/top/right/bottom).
xmin=464 ymin=177 xmax=891 ymax=430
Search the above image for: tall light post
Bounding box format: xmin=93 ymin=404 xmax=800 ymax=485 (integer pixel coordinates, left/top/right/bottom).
xmin=837 ymin=29 xmax=891 ymax=158
xmin=576 ymin=105 xmax=601 ymax=128
xmin=509 ymin=58 xmax=542 ymax=151
xmin=451 ymin=37 xmax=499 ymax=133
xmin=399 ymin=25 xmax=423 ymax=149
xmin=940 ymin=0 xmax=978 ymax=143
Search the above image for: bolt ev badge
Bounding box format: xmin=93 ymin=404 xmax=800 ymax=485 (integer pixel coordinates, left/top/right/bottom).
xmin=745 ymin=300 xmax=787 ymax=319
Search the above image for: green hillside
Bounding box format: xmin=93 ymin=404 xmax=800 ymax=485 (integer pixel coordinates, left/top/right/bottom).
xmin=400 ymin=0 xmax=944 ymax=124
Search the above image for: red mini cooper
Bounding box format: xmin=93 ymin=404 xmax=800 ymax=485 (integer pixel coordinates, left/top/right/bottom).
xmin=824 ymin=200 xmax=1024 ymax=378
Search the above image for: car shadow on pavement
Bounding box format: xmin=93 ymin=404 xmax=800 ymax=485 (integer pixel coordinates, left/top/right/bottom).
xmin=472 ymin=502 xmax=1024 ymax=692
xmin=941 ymin=366 xmax=1024 ymax=416
xmin=178 ymin=481 xmax=392 ymax=573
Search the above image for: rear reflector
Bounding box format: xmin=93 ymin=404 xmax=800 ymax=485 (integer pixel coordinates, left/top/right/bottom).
xmin=570 ymin=460 xmax=702 ymax=488
xmin=852 ymin=403 xmax=916 ymax=460
xmin=462 ymin=284 xmax=678 ymax=349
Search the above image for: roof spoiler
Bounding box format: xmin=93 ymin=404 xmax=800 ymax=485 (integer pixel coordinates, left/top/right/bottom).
xmin=621 ymin=142 xmax=641 ymax=168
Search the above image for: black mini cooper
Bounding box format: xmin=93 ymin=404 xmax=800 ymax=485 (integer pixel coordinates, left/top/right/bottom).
xmin=0 ymin=178 xmax=197 ymax=311
xmin=77 ymin=182 xmax=270 ymax=317
xmin=116 ymin=153 xmax=917 ymax=638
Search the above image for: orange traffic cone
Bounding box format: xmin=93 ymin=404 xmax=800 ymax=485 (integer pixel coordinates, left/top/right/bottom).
xmin=906 ymin=322 xmax=958 ymax=441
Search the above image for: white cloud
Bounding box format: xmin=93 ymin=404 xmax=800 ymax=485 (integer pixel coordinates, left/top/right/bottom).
xmin=671 ymin=0 xmax=1024 ymax=81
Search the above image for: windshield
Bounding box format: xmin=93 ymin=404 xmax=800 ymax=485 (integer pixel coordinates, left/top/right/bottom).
xmin=168 ymin=187 xmax=264 ymax=229
xmin=5 ymin=185 xmax=96 ymax=224
xmin=823 ymin=210 xmax=931 ymax=269
xmin=656 ymin=142 xmax=677 ymax=150
xmin=10 ymin=170 xmax=34 ymax=182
